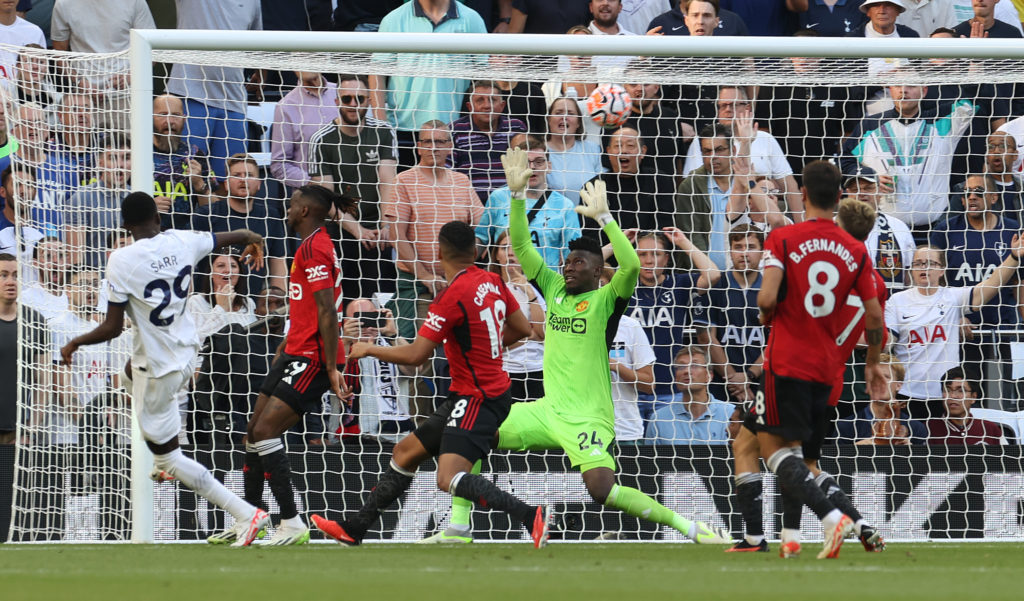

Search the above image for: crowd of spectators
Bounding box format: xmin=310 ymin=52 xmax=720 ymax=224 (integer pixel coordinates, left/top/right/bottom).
xmin=2 ymin=0 xmax=1024 ymax=450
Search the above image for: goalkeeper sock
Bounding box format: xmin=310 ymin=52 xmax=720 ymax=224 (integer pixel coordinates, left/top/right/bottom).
xmin=242 ymin=442 xmax=267 ymax=511
xmin=815 ymin=472 xmax=863 ymax=533
xmin=449 ymin=460 xmax=481 ymax=530
xmin=450 ymin=472 xmax=536 ymax=531
xmin=604 ymin=484 xmax=694 ymax=537
xmin=734 ymin=472 xmax=764 ymax=544
xmin=252 ymin=438 xmax=298 ymax=521
xmin=349 ymin=460 xmax=415 ymax=538
xmin=154 ymin=448 xmax=253 ymax=522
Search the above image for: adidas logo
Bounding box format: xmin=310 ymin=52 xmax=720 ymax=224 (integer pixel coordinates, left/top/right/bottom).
xmin=446 ymin=419 xmax=456 ymax=427
xmin=365 ymin=149 xmax=379 ymax=163
xmin=589 ymin=448 xmax=602 ymax=457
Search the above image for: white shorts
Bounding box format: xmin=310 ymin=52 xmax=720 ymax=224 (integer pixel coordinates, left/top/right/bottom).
xmin=132 ymin=366 xmax=190 ymax=445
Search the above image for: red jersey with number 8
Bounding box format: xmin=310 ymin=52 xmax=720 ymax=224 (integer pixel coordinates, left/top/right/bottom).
xmin=762 ymin=218 xmax=878 ymax=384
xmin=286 ymin=227 xmax=343 ymax=360
xmin=418 ymin=266 xmax=520 ymax=398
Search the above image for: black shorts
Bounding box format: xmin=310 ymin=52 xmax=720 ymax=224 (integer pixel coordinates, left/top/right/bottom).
xmin=259 ymin=353 xmax=340 ymax=416
xmin=801 ymin=405 xmax=838 ymax=461
xmin=413 ymin=389 xmax=513 ymax=464
xmin=754 ymin=370 xmax=832 ymax=444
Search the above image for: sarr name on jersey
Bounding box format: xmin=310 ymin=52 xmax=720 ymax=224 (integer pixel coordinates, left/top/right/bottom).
xmin=150 ymin=255 xmax=179 ymax=272
xmin=289 ymin=282 xmax=302 ymax=300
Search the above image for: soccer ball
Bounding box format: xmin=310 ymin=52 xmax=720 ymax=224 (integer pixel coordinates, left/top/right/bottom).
xmin=586 ymin=84 xmax=632 ymax=129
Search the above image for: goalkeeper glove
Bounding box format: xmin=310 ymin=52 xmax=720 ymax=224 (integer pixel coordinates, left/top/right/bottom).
xmin=500 ymin=148 xmax=532 ymax=200
xmin=575 ymin=180 xmax=613 ymax=227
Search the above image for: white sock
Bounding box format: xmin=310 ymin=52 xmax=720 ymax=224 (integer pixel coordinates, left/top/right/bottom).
xmin=745 ymin=534 xmax=765 ymax=546
xmin=822 ymin=508 xmax=844 ymax=529
xmin=781 ymin=528 xmax=800 ymax=544
xmin=854 ymin=519 xmax=866 ymax=536
xmin=154 ymin=449 xmax=254 ymax=522
xmin=281 ymin=515 xmax=305 ymax=530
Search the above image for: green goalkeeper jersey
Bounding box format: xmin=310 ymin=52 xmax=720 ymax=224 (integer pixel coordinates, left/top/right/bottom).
xmin=509 ymin=197 xmax=640 ymax=425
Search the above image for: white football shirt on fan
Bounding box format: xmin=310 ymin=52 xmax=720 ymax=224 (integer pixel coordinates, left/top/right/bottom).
xmin=609 ymin=314 xmax=656 ymax=442
xmin=885 ymin=285 xmax=971 ymax=400
xmin=48 ymin=309 xmax=131 ymax=444
xmin=106 ymin=230 xmax=215 ymax=378
xmin=682 ymin=130 xmax=794 ymax=179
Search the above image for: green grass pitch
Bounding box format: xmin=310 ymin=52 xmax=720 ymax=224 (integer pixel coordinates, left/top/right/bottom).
xmin=1 ymin=542 xmax=1020 ymax=601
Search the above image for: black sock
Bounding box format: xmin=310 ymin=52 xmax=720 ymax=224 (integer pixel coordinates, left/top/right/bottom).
xmin=772 ymin=454 xmax=835 ymax=520
xmin=816 ymin=473 xmax=863 ymax=524
xmin=734 ymin=473 xmax=764 ymax=538
xmin=349 ymin=465 xmax=414 ymax=537
xmin=780 ymin=478 xmax=805 ymax=531
xmin=243 ymin=448 xmax=267 ymax=511
xmin=452 ymin=473 xmax=536 ymax=531
xmin=255 ymin=440 xmax=298 ymax=521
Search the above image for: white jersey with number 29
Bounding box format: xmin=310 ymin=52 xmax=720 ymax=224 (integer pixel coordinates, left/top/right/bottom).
xmin=105 ymin=230 xmax=215 ymax=378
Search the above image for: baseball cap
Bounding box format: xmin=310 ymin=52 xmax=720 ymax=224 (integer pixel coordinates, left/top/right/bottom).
xmin=860 ymin=0 xmax=907 ymax=14
xmin=843 ymin=164 xmax=879 ymax=188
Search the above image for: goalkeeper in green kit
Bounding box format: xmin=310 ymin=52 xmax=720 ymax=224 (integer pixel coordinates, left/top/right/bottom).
xmin=420 ymin=148 xmax=733 ymax=544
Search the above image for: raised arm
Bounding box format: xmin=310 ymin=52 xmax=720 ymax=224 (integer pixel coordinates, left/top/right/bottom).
xmin=213 ymin=229 xmax=265 ymax=272
xmin=970 ymin=234 xmax=1024 ymax=310
xmin=60 ymin=303 xmax=126 ymax=364
xmin=662 ymin=226 xmax=721 ymax=289
xmin=576 ymin=180 xmax=639 ymax=298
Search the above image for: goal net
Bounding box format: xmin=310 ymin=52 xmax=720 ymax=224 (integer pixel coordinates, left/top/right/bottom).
xmin=4 ymin=32 xmax=1024 ymax=543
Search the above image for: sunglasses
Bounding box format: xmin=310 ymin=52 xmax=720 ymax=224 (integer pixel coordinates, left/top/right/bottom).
xmin=340 ymin=95 xmax=369 ymax=105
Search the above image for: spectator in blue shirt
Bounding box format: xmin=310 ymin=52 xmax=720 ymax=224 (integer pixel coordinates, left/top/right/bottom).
xmin=646 ymin=345 xmax=737 ymax=444
xmin=191 ymin=154 xmax=287 ymax=294
xmin=476 ymin=135 xmax=580 ymax=269
xmin=649 ymin=0 xmax=750 ymax=37
xmin=692 ymin=224 xmax=765 ymax=407
xmin=625 ymin=229 xmax=720 ymax=423
xmin=545 ymin=96 xmax=604 ymax=205
xmin=790 ymin=0 xmax=868 ymax=36
xmin=368 ymin=0 xmax=487 ymax=169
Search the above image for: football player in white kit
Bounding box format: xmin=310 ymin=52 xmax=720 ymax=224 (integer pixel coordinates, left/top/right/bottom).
xmin=60 ymin=192 xmax=271 ymax=546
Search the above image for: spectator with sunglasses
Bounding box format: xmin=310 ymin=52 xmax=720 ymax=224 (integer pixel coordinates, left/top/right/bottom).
xmin=309 ymin=73 xmax=398 ymax=300
xmin=929 ymin=173 xmax=1022 ymax=408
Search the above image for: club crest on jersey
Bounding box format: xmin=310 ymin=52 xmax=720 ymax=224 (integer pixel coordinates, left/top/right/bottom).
xmin=424 ymin=311 xmax=446 ymax=332
xmin=289 ymin=282 xmax=302 ymax=300
xmin=575 ymin=300 xmax=589 ymax=312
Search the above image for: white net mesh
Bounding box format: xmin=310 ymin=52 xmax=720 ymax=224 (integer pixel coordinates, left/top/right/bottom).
xmin=4 ymin=38 xmax=1024 ymax=543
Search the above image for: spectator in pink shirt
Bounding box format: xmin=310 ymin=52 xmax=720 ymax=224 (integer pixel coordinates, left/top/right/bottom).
xmin=270 ymin=71 xmax=338 ymax=193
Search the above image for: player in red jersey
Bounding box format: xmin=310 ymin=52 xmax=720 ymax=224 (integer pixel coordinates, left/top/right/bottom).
xmin=728 ymin=198 xmax=889 ymax=556
xmin=755 ymin=161 xmax=887 ymax=560
xmin=310 ymin=221 xmax=555 ymax=548
xmin=210 ymin=185 xmax=354 ymax=547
